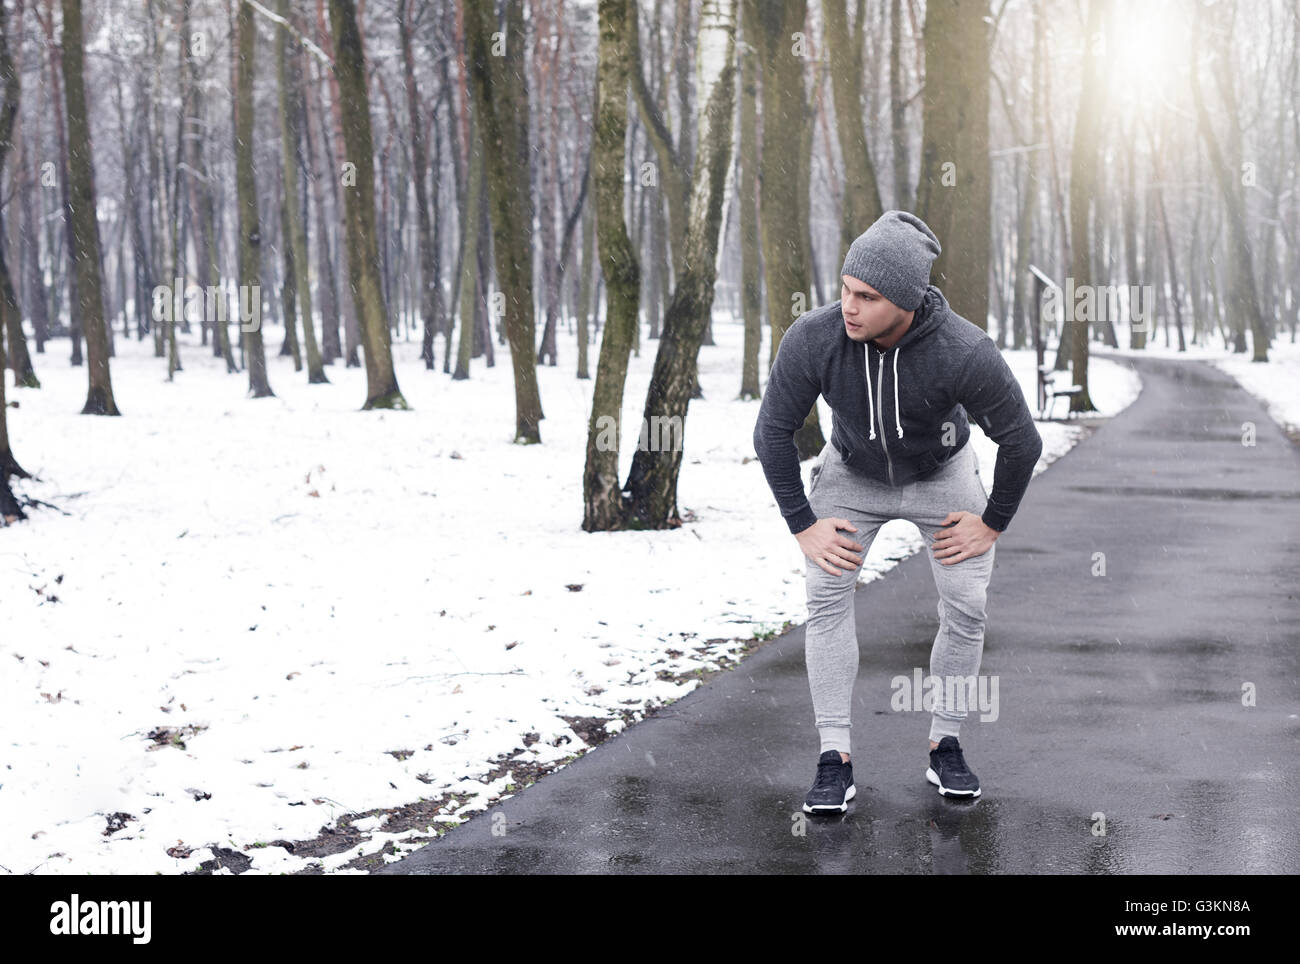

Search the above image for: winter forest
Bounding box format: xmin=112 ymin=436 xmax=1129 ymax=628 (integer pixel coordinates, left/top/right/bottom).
xmin=1 ymin=0 xmax=1298 ymax=875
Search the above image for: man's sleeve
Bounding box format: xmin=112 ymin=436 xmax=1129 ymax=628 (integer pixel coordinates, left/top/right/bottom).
xmin=752 ymin=321 xmax=823 ymax=535
xmin=955 ymin=337 xmax=1044 ymax=533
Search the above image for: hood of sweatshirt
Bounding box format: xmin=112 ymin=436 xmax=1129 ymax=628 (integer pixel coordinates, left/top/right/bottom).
xmin=860 ymin=283 xmax=948 ymax=441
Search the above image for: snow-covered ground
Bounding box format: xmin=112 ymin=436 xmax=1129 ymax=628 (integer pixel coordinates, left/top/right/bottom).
xmin=1 ymin=311 xmax=1146 ymax=875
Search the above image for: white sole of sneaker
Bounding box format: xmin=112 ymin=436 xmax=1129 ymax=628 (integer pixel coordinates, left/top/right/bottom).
xmin=926 ymin=767 xmax=981 ymax=798
xmin=803 ymin=783 xmax=856 ymax=814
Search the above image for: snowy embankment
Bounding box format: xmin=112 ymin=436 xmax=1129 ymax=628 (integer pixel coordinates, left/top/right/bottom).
xmin=1 ymin=316 xmax=1139 ymax=875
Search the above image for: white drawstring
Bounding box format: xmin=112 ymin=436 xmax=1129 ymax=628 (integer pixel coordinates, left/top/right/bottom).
xmin=865 ymin=345 xmax=876 ymax=440
xmin=866 ymin=345 xmax=904 ymax=440
xmin=893 ymin=347 xmax=903 ymax=438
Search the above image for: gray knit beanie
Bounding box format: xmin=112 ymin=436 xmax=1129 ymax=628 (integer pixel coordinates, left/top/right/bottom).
xmin=840 ymin=210 xmax=942 ymax=311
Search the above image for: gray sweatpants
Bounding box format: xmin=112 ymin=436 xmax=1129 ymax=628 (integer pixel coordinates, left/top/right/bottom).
xmin=804 ymin=438 xmax=995 ymax=753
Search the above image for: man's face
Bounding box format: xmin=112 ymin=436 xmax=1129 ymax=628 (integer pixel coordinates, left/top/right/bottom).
xmin=840 ymin=275 xmax=911 ymax=344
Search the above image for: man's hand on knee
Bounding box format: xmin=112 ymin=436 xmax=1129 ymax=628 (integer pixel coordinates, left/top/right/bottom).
xmin=932 ymin=511 xmax=998 ymax=565
xmin=796 ymin=518 xmax=864 ymax=576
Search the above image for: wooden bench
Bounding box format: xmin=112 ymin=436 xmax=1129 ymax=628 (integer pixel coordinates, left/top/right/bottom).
xmin=1027 ymin=264 xmax=1084 ymax=420
xmin=1038 ymin=365 xmax=1083 ymax=420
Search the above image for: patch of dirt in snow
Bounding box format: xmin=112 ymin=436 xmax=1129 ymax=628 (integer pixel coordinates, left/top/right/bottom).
xmin=185 ymin=628 xmax=790 ymax=874
xmin=192 ymin=847 xmax=253 ymax=875
xmin=558 ymin=715 xmax=614 ymax=747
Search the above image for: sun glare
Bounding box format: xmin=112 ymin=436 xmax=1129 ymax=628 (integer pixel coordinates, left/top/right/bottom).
xmin=1103 ymin=0 xmax=1193 ymax=111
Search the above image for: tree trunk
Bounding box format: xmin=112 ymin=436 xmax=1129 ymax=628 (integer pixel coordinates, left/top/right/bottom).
xmin=116 ymin=73 xmax=153 ymax=345
xmin=1191 ymin=0 xmax=1268 ymax=362
xmin=328 ymin=0 xmax=408 ymax=408
xmin=824 ymin=0 xmax=883 ymax=251
xmin=738 ymin=0 xmax=761 ymax=401
xmin=1122 ymin=114 xmax=1145 ymax=350
xmin=576 ymin=190 xmax=595 ymax=380
xmin=583 ymin=0 xmax=642 ymax=530
xmin=313 ymin=0 xmax=361 ymax=368
xmin=453 ymin=110 xmax=484 ymax=381
xmin=800 ymin=56 xmax=822 ymax=308
xmin=426 ymin=105 xmax=444 ymax=369
xmin=464 ymin=0 xmax=540 ymax=437
xmin=535 ymin=5 xmax=560 ymax=368
xmin=0 ymin=0 xmax=29 ymax=520
xmin=1151 ymin=156 xmax=1187 ymax=353
xmin=62 ymin=0 xmax=119 ymax=414
xmin=1009 ymin=0 xmax=1042 ymax=352
xmin=164 ymin=0 xmax=193 ymax=382
xmin=916 ymin=0 xmax=991 ymax=331
xmin=303 ymin=56 xmax=341 ymax=365
xmin=628 ymin=0 xmax=690 ymax=281
xmin=41 ymin=0 xmax=83 ymax=365
xmin=0 ymin=159 xmax=37 ymax=388
xmin=889 ymin=0 xmax=910 ymax=210
xmin=278 ymin=0 xmax=327 ymax=383
xmin=398 ymin=0 xmax=442 ymax=373
xmin=1064 ymin=0 xmax=1105 ymax=413
xmin=756 ymin=0 xmax=822 ymax=458
xmin=20 ymin=135 xmax=49 ymax=355
xmin=623 ymin=0 xmax=739 ymax=530
xmin=547 ymin=157 xmax=591 ymax=368
xmin=0 ymin=204 xmax=37 ymax=389
xmin=148 ymin=0 xmax=168 ymax=361
xmin=474 ymin=173 xmax=493 ymax=366
xmin=185 ymin=27 xmax=236 ymax=373
xmin=235 ymin=0 xmax=273 ymax=397
xmin=277 ymin=191 xmax=302 ymax=369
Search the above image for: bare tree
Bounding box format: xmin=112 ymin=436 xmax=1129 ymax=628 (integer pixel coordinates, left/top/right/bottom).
xmin=628 ymin=0 xmax=689 ymax=280
xmin=453 ymin=110 xmax=484 ymax=381
xmin=1 ymin=0 xmax=30 ymax=520
xmin=1063 ymin=0 xmax=1105 ymax=412
xmin=235 ymin=0 xmax=273 ymax=397
xmin=1191 ymin=0 xmax=1268 ymax=362
xmin=737 ymin=0 xmax=760 ymax=400
xmin=328 ymin=0 xmax=409 ymax=408
xmin=623 ymin=0 xmax=739 ymax=529
xmin=756 ymin=0 xmax=823 ymax=459
xmin=463 ymin=0 xmax=541 ymax=436
xmin=279 ymin=0 xmax=327 ymax=383
xmin=823 ymin=0 xmax=883 ymax=250
xmin=62 ymin=0 xmax=120 ymax=414
xmin=583 ymin=0 xmax=640 ymax=529
xmin=916 ymin=0 xmax=991 ymax=331
xmin=397 ymin=0 xmax=443 ymax=372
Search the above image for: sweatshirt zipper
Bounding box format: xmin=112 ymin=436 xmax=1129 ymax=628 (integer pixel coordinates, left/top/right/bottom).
xmin=876 ymin=351 xmax=895 ymax=486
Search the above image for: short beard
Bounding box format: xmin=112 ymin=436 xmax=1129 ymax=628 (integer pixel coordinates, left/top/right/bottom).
xmin=874 ymin=309 xmax=907 ymax=342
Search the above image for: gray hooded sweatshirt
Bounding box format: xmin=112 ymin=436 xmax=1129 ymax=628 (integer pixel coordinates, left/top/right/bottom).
xmin=752 ymin=284 xmax=1043 ymax=535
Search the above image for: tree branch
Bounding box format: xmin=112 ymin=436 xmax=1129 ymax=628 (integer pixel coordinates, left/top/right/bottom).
xmin=240 ymin=0 xmax=333 ymax=67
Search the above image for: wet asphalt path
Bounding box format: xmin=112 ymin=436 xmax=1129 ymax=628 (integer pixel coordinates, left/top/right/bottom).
xmin=377 ymin=354 xmax=1300 ymax=874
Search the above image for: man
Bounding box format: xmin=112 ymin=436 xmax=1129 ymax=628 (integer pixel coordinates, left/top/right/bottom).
xmin=752 ymin=210 xmax=1043 ymax=814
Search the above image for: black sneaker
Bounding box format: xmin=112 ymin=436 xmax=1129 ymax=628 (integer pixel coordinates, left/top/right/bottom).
xmin=926 ymin=736 xmax=981 ymax=798
xmin=803 ymin=750 xmax=855 ymax=814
